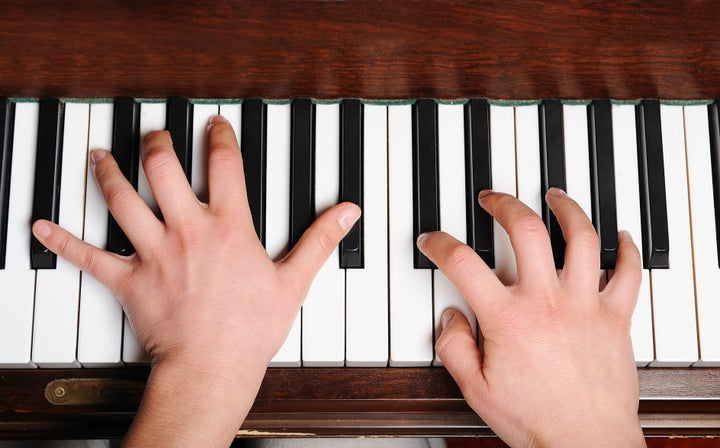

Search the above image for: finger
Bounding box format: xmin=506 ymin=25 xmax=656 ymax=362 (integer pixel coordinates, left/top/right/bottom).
xmin=32 ymin=220 xmax=132 ymax=295
xmin=601 ymin=231 xmax=642 ymax=320
xmin=91 ymin=149 xmax=164 ymax=252
xmin=205 ymin=115 xmax=252 ymax=221
xmin=417 ymin=230 xmax=506 ymax=320
xmin=280 ymin=202 xmax=361 ymax=294
xmin=435 ymin=309 xmax=488 ymax=412
xmin=545 ymin=188 xmax=601 ymax=291
xmin=478 ymin=190 xmax=557 ymax=286
xmin=141 ymin=130 xmax=203 ymax=225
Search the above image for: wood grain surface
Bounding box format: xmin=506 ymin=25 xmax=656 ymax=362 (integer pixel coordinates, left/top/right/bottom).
xmin=0 ymin=1 xmax=719 ymax=100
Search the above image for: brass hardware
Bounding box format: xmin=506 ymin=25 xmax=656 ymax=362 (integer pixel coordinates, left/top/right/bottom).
xmin=45 ymin=378 xmax=145 ymax=406
xmin=53 ymin=386 xmax=66 ymax=398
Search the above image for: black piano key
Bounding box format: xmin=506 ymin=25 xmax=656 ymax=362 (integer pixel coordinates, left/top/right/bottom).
xmin=539 ymin=99 xmax=566 ymax=268
xmin=106 ymin=97 xmax=140 ymax=256
xmin=0 ymin=98 xmax=15 ymax=269
xmin=588 ymin=99 xmax=618 ymax=269
xmin=636 ymin=100 xmax=670 ymax=269
xmin=241 ymin=98 xmax=267 ymax=247
xmin=707 ymin=100 xmax=720 ymax=267
xmin=339 ymin=99 xmax=364 ymax=268
xmin=463 ymin=98 xmax=494 ymax=268
xmin=412 ymin=99 xmax=440 ymax=269
xmin=165 ymin=97 xmax=193 ymax=182
xmin=289 ymin=98 xmax=315 ymax=251
xmin=31 ymin=98 xmax=64 ymax=269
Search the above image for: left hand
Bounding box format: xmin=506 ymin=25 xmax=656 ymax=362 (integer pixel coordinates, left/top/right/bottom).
xmin=32 ymin=114 xmax=360 ymax=447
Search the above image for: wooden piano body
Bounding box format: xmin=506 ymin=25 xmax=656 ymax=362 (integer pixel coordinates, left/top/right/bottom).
xmin=1 ymin=0 xmax=719 ymax=439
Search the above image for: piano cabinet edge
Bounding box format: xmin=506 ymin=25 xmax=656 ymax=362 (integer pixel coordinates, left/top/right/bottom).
xmin=0 ymin=367 xmax=719 ymax=438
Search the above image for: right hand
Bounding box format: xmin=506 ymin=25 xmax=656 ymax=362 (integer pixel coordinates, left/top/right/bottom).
xmin=418 ymin=189 xmax=646 ymax=448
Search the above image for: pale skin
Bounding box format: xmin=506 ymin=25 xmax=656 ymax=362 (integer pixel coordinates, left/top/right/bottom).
xmin=32 ymin=115 xmax=646 ymax=447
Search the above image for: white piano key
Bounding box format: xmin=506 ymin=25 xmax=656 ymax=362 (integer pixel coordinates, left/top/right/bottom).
xmin=563 ymin=104 xmax=592 ymax=217
xmin=684 ymin=105 xmax=720 ymax=366
xmin=136 ymin=101 xmax=166 ymax=216
xmin=490 ymin=104 xmax=517 ymax=285
xmin=515 ymin=104 xmax=543 ymax=217
xmin=123 ymin=102 xmax=167 ymax=364
xmin=302 ymin=103 xmax=345 ymax=367
xmin=219 ymin=103 xmax=242 ymax=158
xmin=388 ymin=103 xmax=432 ymax=367
xmin=32 ymin=102 xmax=89 ymax=367
xmin=648 ymin=105 xmax=698 ymax=367
xmin=192 ymin=103 xmax=221 ymax=203
xmin=219 ymin=103 xmax=242 ymax=147
xmin=77 ymin=103 xmax=124 ymax=367
xmin=266 ymin=103 xmax=300 ymax=367
xmin=346 ymin=104 xmax=389 ymax=367
xmin=433 ymin=103 xmax=475 ymax=366
xmin=612 ymin=104 xmax=654 ymax=366
xmin=563 ymin=104 xmax=607 ymax=289
xmin=0 ymin=102 xmax=38 ymax=368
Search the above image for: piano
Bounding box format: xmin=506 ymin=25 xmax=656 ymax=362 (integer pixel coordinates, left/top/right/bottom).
xmin=1 ymin=0 xmax=719 ymax=440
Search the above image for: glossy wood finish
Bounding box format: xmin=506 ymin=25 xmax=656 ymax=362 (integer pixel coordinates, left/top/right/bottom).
xmin=1 ymin=1 xmax=720 ymax=100
xmin=1 ymin=368 xmax=719 ymax=438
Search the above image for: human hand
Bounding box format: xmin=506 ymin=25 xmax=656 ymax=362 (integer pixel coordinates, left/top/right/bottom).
xmin=31 ymin=115 xmax=360 ymax=446
xmin=418 ymin=189 xmax=645 ymax=448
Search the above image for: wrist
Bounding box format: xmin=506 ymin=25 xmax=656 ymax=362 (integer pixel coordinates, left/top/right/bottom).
xmin=532 ymin=413 xmax=645 ymax=448
xmin=122 ymin=351 xmax=267 ymax=447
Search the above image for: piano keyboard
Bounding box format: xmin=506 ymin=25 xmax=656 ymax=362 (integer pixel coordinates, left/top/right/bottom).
xmin=1 ymin=97 xmax=719 ymax=369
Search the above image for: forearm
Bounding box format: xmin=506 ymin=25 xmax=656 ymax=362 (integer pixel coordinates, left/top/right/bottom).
xmin=122 ymin=358 xmax=266 ymax=448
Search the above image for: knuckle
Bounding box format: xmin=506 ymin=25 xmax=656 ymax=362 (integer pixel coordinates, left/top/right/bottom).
xmin=444 ymin=243 xmax=475 ymax=273
xmin=209 ymin=142 xmax=240 ymax=163
xmin=56 ymin=233 xmax=72 ymax=258
xmin=103 ymin=186 xmax=132 ymax=211
xmin=571 ymin=227 xmax=599 ymax=251
xmin=61 ymin=236 xmax=98 ymax=273
xmin=513 ymin=213 xmax=547 ymax=237
xmin=77 ymin=249 xmax=98 ymax=273
xmin=312 ymin=229 xmax=337 ymax=260
xmin=142 ymin=147 xmax=174 ymax=178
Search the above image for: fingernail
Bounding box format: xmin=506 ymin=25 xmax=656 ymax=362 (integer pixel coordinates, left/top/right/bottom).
xmin=339 ymin=205 xmax=361 ymax=232
xmin=546 ymin=187 xmax=567 ymax=197
xmin=478 ymin=189 xmax=493 ymax=202
xmin=416 ymin=232 xmax=430 ymax=247
xmin=33 ymin=221 xmax=51 ymax=239
xmin=91 ymin=149 xmax=107 ymax=165
xmin=441 ymin=309 xmax=455 ymax=330
xmin=207 ymin=114 xmax=229 ymax=131
xmin=618 ymin=230 xmax=633 ymax=243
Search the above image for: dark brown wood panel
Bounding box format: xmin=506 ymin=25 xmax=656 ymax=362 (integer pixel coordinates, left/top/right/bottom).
xmin=0 ymin=1 xmax=719 ymax=100
xmin=1 ymin=368 xmax=719 ymax=438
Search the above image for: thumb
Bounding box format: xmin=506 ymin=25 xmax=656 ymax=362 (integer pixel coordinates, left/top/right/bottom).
xmin=436 ymin=309 xmax=488 ymax=409
xmin=280 ymin=202 xmax=361 ymax=287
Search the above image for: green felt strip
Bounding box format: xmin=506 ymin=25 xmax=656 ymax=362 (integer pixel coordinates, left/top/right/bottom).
xmin=4 ymin=97 xmax=715 ymax=107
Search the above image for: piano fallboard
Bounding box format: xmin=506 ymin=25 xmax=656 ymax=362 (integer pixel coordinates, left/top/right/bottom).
xmin=0 ymin=367 xmax=718 ymax=438
xmin=2 ymin=2 xmax=720 ymax=101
